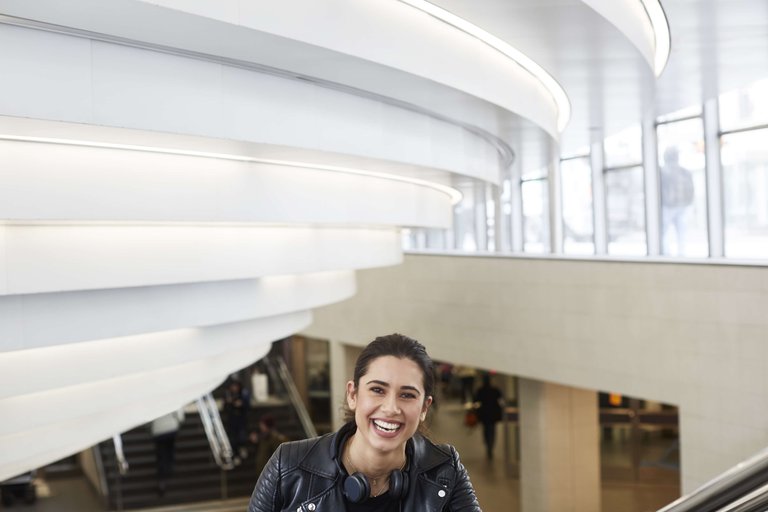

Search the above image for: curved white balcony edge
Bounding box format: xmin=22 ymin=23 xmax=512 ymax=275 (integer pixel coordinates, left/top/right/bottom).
xmin=0 ymin=271 xmax=355 ymax=353
xmin=0 ymin=21 xmax=507 ymax=183
xmin=0 ymin=137 xmax=458 ymax=222
xmin=0 ymin=225 xmax=401 ymax=295
xmin=0 ymin=374 xmax=224 ymax=482
xmin=581 ymin=0 xmax=670 ymax=76
xmin=0 ymin=311 xmax=312 ymax=401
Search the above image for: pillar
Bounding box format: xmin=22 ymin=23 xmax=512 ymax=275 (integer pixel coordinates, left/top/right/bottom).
xmin=518 ymin=378 xmax=601 ymax=512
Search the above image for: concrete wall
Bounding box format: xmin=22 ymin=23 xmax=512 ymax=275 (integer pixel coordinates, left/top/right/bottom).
xmin=304 ymin=253 xmax=768 ymax=493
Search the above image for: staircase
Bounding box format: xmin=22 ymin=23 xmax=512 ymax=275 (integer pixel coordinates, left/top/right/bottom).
xmin=98 ymin=359 xmax=311 ymax=510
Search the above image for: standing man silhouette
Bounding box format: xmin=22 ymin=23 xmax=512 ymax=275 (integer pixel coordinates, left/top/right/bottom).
xmin=474 ymin=373 xmax=504 ymax=460
xmin=660 ymin=146 xmax=695 ymax=255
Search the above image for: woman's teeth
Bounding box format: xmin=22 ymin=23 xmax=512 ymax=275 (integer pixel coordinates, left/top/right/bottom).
xmin=373 ymin=420 xmax=400 ymax=432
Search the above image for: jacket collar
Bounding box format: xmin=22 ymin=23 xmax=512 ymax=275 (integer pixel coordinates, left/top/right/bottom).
xmin=298 ymin=422 xmax=450 ymax=479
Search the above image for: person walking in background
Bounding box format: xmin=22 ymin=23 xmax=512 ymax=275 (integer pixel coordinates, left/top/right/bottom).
xmin=249 ymin=414 xmax=288 ymax=475
xmin=455 ymin=365 xmax=477 ymax=404
xmin=150 ymin=407 xmax=185 ymax=497
xmin=248 ymin=333 xmax=481 ymax=511
xmin=660 ymin=146 xmax=695 ymax=255
xmin=224 ymin=379 xmax=250 ymax=464
xmin=474 ymin=373 xmax=504 ymax=460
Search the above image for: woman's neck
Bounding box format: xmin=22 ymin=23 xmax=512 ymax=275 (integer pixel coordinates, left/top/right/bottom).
xmin=345 ymin=434 xmax=406 ymax=480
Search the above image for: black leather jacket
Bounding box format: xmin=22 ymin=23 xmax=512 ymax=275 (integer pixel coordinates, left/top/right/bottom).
xmin=247 ymin=422 xmax=481 ymax=512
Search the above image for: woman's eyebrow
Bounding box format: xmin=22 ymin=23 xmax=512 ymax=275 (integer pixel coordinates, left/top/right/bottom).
xmin=400 ymin=385 xmax=421 ymax=395
xmin=365 ymin=380 xmax=422 ymax=395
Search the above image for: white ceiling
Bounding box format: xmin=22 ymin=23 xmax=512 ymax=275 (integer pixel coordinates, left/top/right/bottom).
xmin=432 ymin=0 xmax=768 ymax=156
xmin=2 ymin=0 xmax=767 ymax=177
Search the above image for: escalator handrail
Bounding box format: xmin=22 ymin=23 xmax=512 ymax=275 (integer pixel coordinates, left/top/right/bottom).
xmin=205 ymin=393 xmax=234 ymax=465
xmin=658 ymin=446 xmax=768 ymax=511
xmin=112 ymin=434 xmax=129 ymax=476
xmin=196 ymin=395 xmax=234 ymax=470
xmin=717 ymin=482 xmax=768 ymax=512
xmin=268 ymin=355 xmax=318 ymax=439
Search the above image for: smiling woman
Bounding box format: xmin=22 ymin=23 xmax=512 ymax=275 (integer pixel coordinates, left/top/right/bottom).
xmin=248 ymin=333 xmax=481 ymax=512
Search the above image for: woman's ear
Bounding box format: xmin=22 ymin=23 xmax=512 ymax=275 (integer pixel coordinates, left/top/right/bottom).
xmin=420 ymin=396 xmax=433 ymax=422
xmin=346 ymin=380 xmax=357 ymax=410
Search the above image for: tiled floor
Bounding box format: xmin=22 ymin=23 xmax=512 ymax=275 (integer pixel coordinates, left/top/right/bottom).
xmin=427 ymin=400 xmax=681 ymax=512
xmin=12 ymin=400 xmax=680 ymax=512
xmin=1 ymin=473 xmax=105 ymax=512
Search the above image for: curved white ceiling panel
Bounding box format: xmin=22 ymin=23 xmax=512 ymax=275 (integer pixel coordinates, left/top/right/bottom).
xmin=0 ymin=138 xmax=453 ymax=226
xmin=0 ymin=224 xmax=400 ymax=295
xmin=197 ymin=0 xmax=561 ymax=137
xmin=0 ymin=375 xmax=224 ymax=482
xmin=0 ymin=313 xmax=310 ymax=401
xmin=0 ymin=271 xmax=354 ymax=353
xmin=2 ymin=0 xmax=557 ymax=143
xmin=0 ymin=21 xmax=505 ymax=183
xmin=580 ymin=0 xmax=669 ymax=76
xmin=0 ymin=341 xmax=279 ymax=437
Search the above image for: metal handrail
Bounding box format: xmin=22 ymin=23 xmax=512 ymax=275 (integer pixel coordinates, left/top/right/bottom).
xmin=206 ymin=394 xmax=234 ymax=465
xmin=196 ymin=397 xmax=220 ymax=465
xmin=718 ymin=482 xmax=768 ymax=512
xmin=657 ymin=446 xmax=768 ymax=512
xmin=112 ymin=434 xmax=129 ymax=475
xmin=196 ymin=394 xmax=234 ymax=470
xmin=92 ymin=444 xmax=109 ymax=500
xmin=268 ymin=355 xmax=317 ymax=439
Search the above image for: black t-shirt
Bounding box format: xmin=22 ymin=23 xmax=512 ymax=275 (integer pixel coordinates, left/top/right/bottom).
xmin=346 ymin=492 xmax=399 ymax=512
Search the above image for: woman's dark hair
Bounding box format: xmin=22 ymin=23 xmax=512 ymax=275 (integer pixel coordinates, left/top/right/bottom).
xmin=343 ymin=333 xmax=437 ymax=427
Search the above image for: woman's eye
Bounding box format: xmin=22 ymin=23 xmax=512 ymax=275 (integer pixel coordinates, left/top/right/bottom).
xmin=400 ymin=393 xmax=416 ymax=399
xmin=370 ymin=387 xmax=384 ymax=394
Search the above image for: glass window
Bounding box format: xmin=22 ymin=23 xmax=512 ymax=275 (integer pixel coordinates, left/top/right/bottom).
xmin=605 ymin=166 xmax=646 ymax=255
xmin=452 ymin=181 xmax=478 ymax=251
xmin=657 ymin=105 xmax=702 ymax=124
xmin=485 ymin=183 xmax=497 ymax=252
xmin=424 ymin=228 xmax=449 ymax=250
xmin=721 ymin=128 xmax=768 ymax=259
xmin=604 ymin=124 xmax=642 ymax=168
xmin=522 ymin=178 xmax=550 ymax=253
xmin=497 ymin=178 xmax=513 ymax=252
xmin=657 ymin=118 xmax=708 ymax=257
xmin=719 ymin=78 xmax=768 ymax=132
xmin=401 ymin=228 xmax=415 ymax=250
xmin=561 ymin=157 xmax=595 ymax=254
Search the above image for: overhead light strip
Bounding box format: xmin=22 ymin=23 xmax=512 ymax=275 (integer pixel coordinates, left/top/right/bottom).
xmin=399 ymin=0 xmax=571 ymax=132
xmin=0 ymin=134 xmax=463 ymax=204
xmin=639 ymin=0 xmax=671 ymax=76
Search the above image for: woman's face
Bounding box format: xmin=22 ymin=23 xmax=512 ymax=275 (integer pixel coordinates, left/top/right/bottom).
xmin=346 ymin=355 xmax=432 ymax=456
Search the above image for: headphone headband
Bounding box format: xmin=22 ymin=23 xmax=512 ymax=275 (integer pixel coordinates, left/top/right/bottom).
xmin=335 ymin=429 xmax=409 ymax=503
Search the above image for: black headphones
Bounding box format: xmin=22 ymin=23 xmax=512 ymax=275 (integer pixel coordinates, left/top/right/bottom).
xmin=335 ymin=431 xmax=410 ymax=504
xmin=342 ymin=467 xmax=409 ymax=503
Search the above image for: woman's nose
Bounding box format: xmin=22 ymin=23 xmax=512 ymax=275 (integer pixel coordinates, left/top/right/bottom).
xmin=381 ymin=394 xmax=401 ymax=414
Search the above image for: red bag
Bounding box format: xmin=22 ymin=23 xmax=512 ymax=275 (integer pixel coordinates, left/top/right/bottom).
xmin=464 ymin=409 xmax=478 ymax=427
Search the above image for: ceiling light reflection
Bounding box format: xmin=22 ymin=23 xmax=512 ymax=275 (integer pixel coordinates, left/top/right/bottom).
xmin=0 ymin=134 xmax=463 ymax=204
xmin=640 ymin=0 xmax=671 ymax=76
xmin=399 ymin=0 xmax=571 ymax=132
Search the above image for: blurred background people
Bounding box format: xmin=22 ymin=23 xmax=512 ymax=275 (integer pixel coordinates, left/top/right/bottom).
xmin=455 ymin=365 xmax=478 ymax=404
xmin=249 ymin=414 xmax=287 ymax=475
xmin=474 ymin=374 xmax=504 ymax=460
xmin=660 ymin=146 xmax=694 ymax=255
xmin=224 ymin=379 xmax=250 ymax=464
xmin=150 ymin=408 xmax=185 ymax=496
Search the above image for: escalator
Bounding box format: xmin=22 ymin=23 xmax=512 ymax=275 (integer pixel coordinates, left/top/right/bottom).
xmin=97 ymin=353 xmax=315 ymax=510
xmin=658 ymin=446 xmax=768 ymax=512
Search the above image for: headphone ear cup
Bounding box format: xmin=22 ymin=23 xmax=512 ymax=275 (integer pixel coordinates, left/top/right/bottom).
xmin=343 ymin=472 xmax=371 ymax=503
xmin=388 ymin=469 xmax=409 ymax=499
